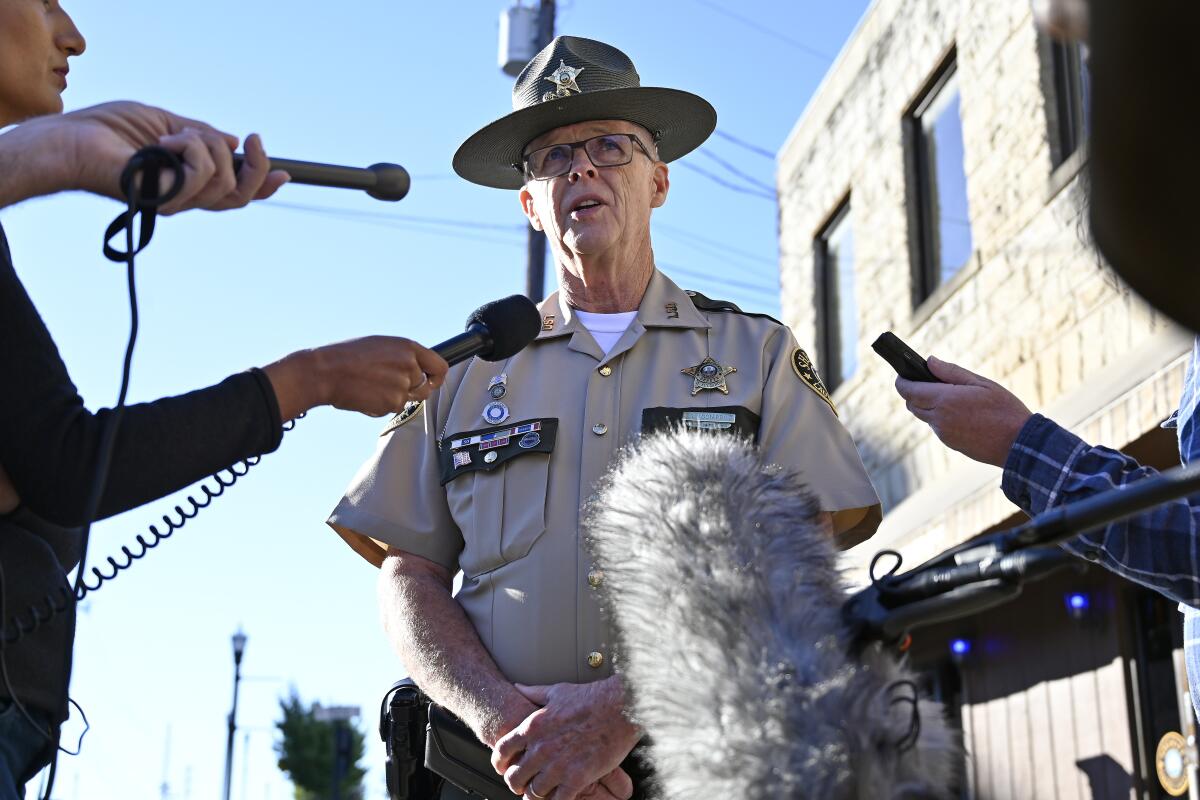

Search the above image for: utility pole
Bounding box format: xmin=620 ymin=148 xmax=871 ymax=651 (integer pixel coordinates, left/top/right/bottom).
xmin=525 ymin=1 xmax=555 ymax=301
xmin=500 ymin=1 xmax=556 ymax=300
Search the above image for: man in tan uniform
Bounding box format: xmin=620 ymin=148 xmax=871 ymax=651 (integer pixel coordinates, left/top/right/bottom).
xmin=328 ymin=36 xmax=881 ymax=800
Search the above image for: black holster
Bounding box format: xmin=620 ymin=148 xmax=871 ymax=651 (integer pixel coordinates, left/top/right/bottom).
xmin=380 ymin=679 xmax=519 ymax=800
xmin=380 ymin=679 xmax=651 ymax=800
xmin=380 ymin=679 xmax=442 ymax=800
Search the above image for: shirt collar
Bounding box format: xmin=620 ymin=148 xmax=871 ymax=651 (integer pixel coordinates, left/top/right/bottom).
xmin=534 ymin=269 xmax=711 ymax=342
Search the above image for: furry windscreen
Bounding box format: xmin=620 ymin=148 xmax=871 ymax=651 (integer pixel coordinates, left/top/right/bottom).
xmin=584 ymin=429 xmax=959 ymax=800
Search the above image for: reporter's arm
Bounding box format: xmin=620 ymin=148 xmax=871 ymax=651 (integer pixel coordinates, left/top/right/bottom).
xmin=0 ymin=120 xmax=72 ymax=209
xmin=1001 ymin=413 xmax=1200 ymax=608
xmin=0 ymin=220 xmax=445 ymax=524
xmin=263 ymin=336 xmax=447 ymax=423
xmin=895 ymin=356 xmax=1200 ymax=607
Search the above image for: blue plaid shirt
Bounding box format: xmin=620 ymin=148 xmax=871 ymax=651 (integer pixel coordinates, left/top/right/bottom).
xmin=1001 ymin=338 xmax=1200 ymax=716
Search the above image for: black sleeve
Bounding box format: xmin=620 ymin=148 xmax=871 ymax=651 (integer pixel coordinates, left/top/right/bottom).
xmin=0 ymin=223 xmax=284 ymax=527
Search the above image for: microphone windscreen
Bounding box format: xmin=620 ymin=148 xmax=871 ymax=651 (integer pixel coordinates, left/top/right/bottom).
xmin=585 ymin=431 xmax=959 ymax=799
xmin=467 ymin=294 xmax=542 ymax=361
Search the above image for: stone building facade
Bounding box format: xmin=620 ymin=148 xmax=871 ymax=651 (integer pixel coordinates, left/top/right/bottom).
xmin=777 ymin=0 xmax=1193 ymax=797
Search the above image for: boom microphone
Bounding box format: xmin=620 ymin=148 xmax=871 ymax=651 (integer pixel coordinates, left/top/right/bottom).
xmin=585 ymin=430 xmax=959 ymax=800
xmin=232 ymin=154 xmax=410 ymax=201
xmin=434 ymin=294 xmax=542 ymax=367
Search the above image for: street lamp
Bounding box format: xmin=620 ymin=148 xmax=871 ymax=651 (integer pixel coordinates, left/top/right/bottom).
xmin=222 ymin=628 xmax=247 ymax=800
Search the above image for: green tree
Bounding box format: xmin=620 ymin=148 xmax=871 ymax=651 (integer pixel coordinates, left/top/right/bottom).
xmin=275 ymin=690 xmax=367 ymax=800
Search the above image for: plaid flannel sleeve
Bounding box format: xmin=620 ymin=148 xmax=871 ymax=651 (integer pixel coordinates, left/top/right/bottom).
xmin=1001 ymin=413 xmax=1200 ymax=608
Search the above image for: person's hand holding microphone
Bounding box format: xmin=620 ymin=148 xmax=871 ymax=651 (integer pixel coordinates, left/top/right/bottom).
xmin=0 ymin=100 xmax=289 ymax=211
xmin=265 ymin=338 xmax=450 ymax=422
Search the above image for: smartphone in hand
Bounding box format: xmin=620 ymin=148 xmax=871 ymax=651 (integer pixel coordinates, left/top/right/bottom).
xmin=871 ymin=332 xmax=943 ymax=383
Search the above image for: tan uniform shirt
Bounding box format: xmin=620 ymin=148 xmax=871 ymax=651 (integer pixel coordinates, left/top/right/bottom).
xmin=327 ymin=270 xmax=880 ymax=686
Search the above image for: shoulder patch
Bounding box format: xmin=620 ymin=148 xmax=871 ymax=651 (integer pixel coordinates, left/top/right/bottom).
xmin=380 ymin=401 xmax=423 ymax=437
xmin=790 ymin=348 xmax=838 ymax=416
xmin=685 ymin=290 xmax=784 ymax=326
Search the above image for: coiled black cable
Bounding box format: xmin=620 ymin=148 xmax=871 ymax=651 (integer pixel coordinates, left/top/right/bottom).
xmin=0 ymin=147 xmax=180 ymax=799
xmin=72 ymin=414 xmax=301 ymax=597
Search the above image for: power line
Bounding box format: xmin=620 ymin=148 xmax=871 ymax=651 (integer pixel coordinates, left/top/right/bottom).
xmin=656 ymin=222 xmax=778 ymax=272
xmin=712 ymin=129 xmax=776 ymax=160
xmin=688 ymin=0 xmax=835 ymax=63
xmin=264 ymin=200 xmax=525 ymax=233
xmin=675 ymin=160 xmax=777 ymax=201
xmin=657 ymin=261 xmax=779 ymax=300
xmin=264 ymin=201 xmax=777 ymax=276
xmin=258 ymin=203 xmax=526 ymax=248
xmin=697 ymin=149 xmax=777 ymax=195
xmin=655 ymin=226 xmax=782 ymax=289
xmin=258 ymin=200 xmax=781 ymax=298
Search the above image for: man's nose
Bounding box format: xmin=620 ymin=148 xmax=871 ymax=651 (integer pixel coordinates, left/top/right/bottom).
xmin=567 ymin=145 xmax=596 ymax=182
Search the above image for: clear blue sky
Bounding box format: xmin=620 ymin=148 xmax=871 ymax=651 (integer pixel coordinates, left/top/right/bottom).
xmin=2 ymin=1 xmax=869 ymax=797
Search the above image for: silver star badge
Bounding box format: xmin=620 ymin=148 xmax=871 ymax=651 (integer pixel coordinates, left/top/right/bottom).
xmin=682 ymin=356 xmax=737 ymax=396
xmin=544 ymin=59 xmax=584 ymax=98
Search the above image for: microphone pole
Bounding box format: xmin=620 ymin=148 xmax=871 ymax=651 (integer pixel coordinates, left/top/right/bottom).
xmin=996 ymin=460 xmax=1200 ymax=551
xmin=232 ymin=155 xmax=410 ymax=202
xmin=846 ymin=460 xmax=1200 ymax=643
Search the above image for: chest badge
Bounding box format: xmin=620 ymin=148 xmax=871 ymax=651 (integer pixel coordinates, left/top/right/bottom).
xmin=483 ymin=400 xmax=510 ymax=426
xmin=482 ymin=373 xmax=511 ymax=425
xmin=488 ymin=373 xmax=508 ymax=400
xmin=682 ymin=356 xmax=737 ymax=396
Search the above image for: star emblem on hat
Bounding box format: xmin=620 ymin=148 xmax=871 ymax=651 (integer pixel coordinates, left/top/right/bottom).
xmin=544 ymin=59 xmax=584 ymax=98
xmin=682 ymin=356 xmax=737 ymax=396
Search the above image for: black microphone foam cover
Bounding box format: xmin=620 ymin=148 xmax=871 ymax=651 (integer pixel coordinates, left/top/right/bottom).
xmin=467 ymin=294 xmax=542 ymax=361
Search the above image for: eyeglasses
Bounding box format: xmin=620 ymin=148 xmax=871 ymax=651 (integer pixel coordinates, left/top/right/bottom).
xmin=521 ymin=133 xmax=655 ymax=181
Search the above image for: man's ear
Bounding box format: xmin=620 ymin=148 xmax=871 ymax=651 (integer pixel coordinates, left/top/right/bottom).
xmin=519 ymin=186 xmax=544 ymax=231
xmin=650 ymin=162 xmax=670 ymax=209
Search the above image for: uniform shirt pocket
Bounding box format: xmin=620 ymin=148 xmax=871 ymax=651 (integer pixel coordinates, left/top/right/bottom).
xmin=441 ymin=419 xmax=556 ymax=576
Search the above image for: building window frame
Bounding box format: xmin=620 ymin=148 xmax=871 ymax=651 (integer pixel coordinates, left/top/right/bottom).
xmin=814 ymin=195 xmax=855 ymax=392
xmin=1041 ymin=36 xmax=1091 ymax=170
xmin=904 ymin=46 xmax=972 ymax=309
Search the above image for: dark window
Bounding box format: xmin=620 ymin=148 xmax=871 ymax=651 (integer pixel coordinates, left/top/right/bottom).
xmin=905 ymin=52 xmax=974 ymax=305
xmin=815 ymin=199 xmax=857 ymax=391
xmin=1047 ymin=39 xmax=1091 ymax=166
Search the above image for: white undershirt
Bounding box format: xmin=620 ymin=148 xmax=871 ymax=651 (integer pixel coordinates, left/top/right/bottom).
xmin=574 ymin=309 xmax=638 ymax=356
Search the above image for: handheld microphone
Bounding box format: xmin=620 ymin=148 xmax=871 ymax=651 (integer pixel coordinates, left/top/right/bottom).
xmin=232 ymin=155 xmax=410 ymax=201
xmin=433 ymin=294 xmax=542 ymax=367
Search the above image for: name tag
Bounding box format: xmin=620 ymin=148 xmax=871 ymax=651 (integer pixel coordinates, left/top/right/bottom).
xmin=682 ymin=411 xmax=737 ymax=430
xmin=641 ymin=406 xmax=760 ymax=441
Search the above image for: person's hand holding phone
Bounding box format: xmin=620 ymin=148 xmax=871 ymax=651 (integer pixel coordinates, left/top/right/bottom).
xmin=875 ymin=332 xmax=1032 ymax=467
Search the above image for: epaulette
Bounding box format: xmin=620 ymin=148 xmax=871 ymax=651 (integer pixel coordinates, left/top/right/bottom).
xmin=685 ymin=290 xmax=784 ymax=327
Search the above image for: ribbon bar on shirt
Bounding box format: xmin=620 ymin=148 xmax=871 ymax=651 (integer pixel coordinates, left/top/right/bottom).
xmin=451 ymin=421 xmax=542 ymax=450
